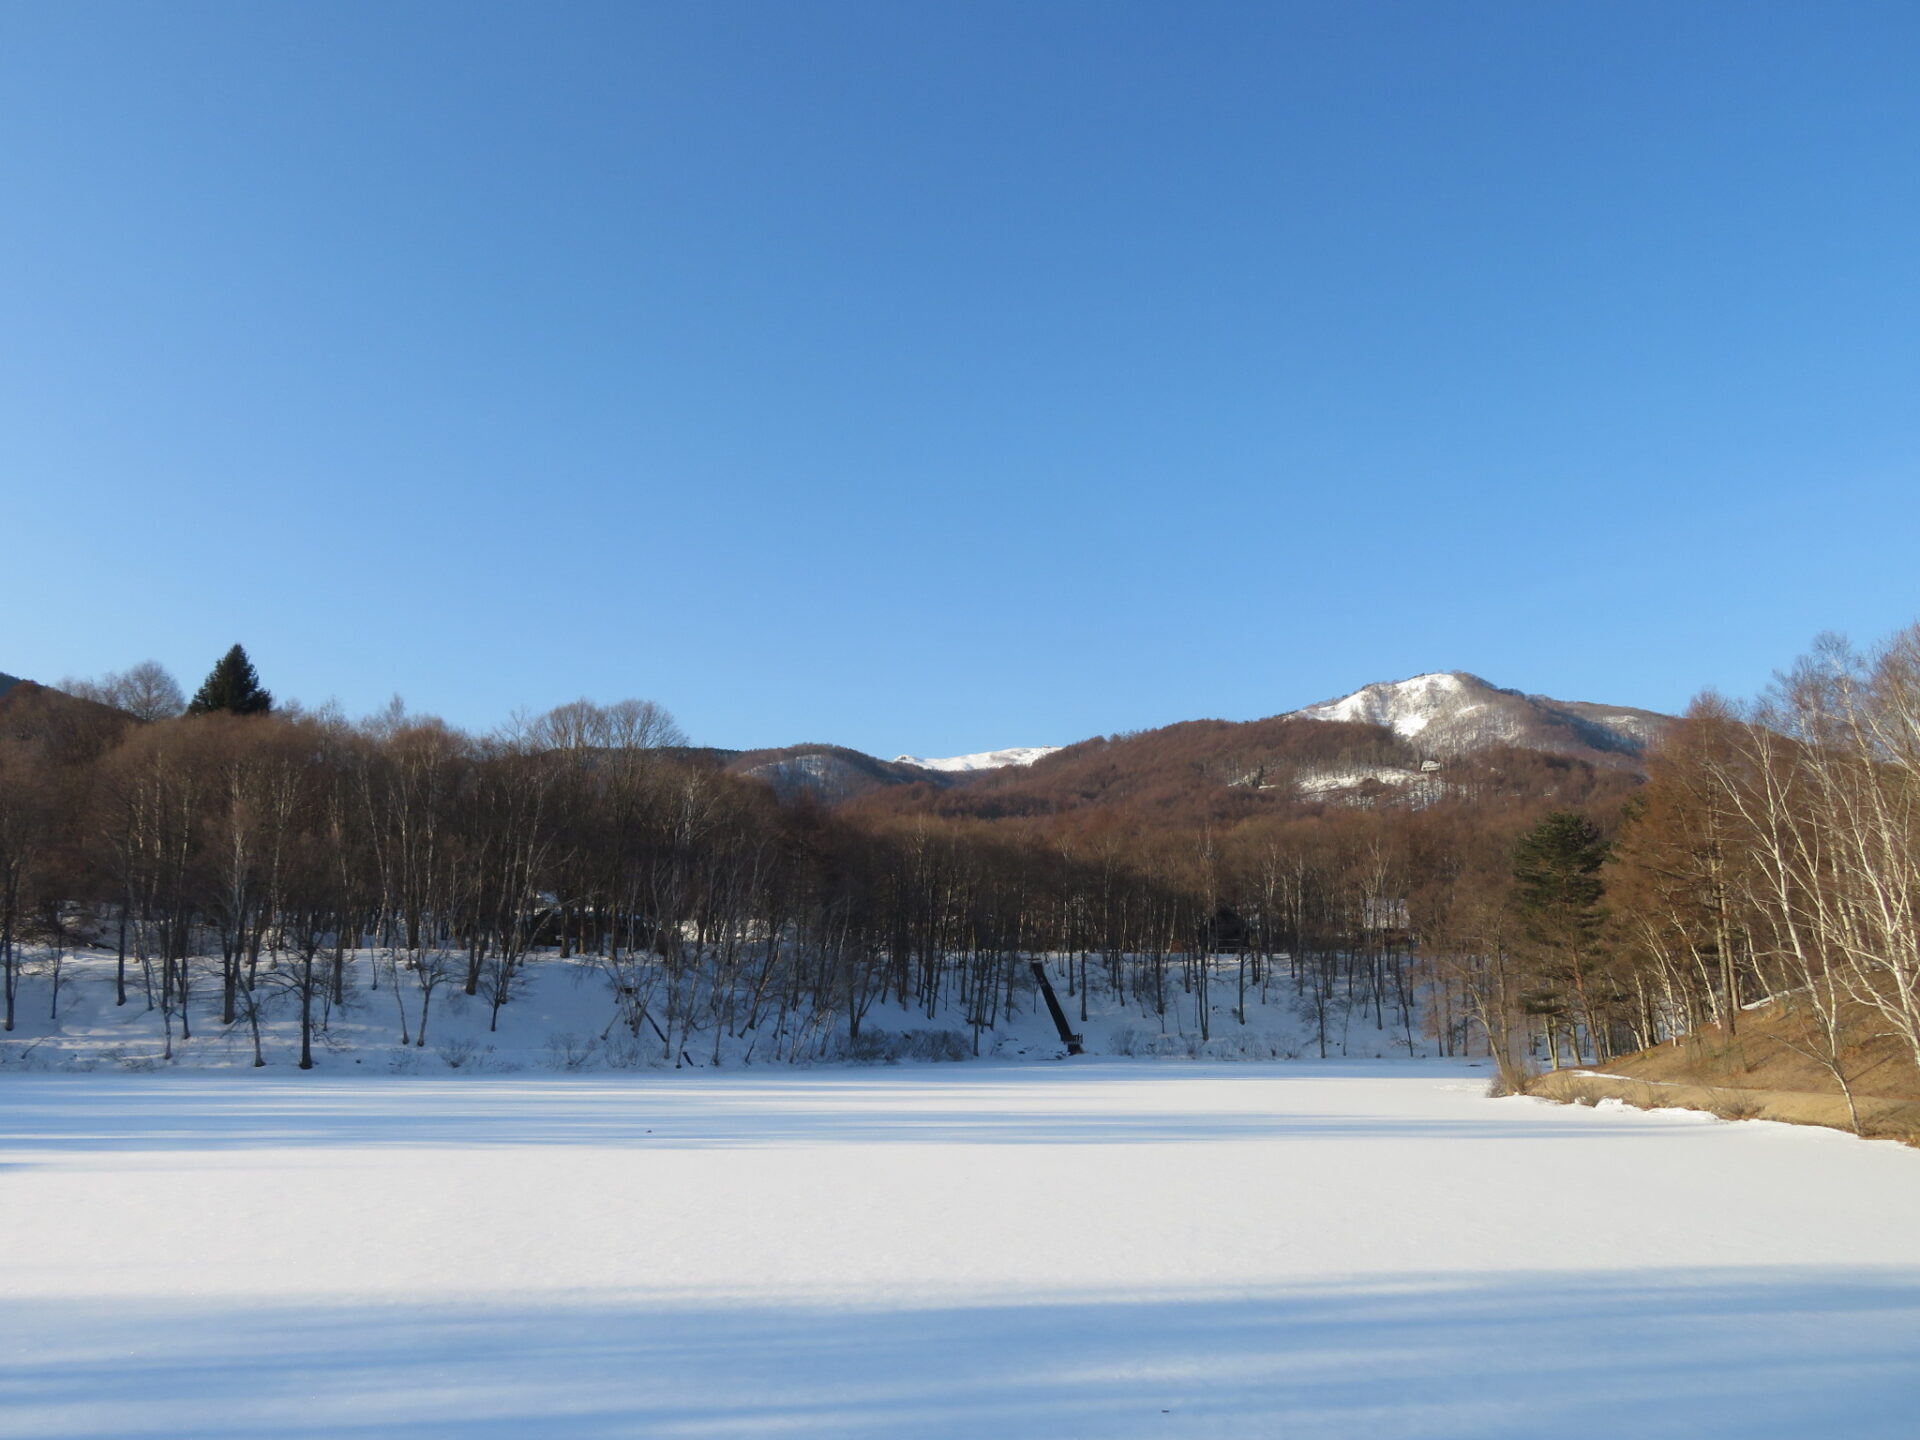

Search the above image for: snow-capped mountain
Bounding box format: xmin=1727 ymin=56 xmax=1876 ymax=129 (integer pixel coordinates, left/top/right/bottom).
xmin=723 ymin=674 xmax=1666 ymax=810
xmin=1289 ymin=672 xmax=1671 ymax=761
xmin=892 ymin=746 xmax=1061 ymax=773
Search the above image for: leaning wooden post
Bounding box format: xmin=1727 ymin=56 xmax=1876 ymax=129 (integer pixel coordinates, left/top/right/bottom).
xmin=1030 ymin=959 xmax=1084 ymax=1055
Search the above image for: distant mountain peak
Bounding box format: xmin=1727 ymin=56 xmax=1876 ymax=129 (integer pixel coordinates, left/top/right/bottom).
xmin=1289 ymin=671 xmax=1671 ymax=761
xmin=893 ymin=746 xmax=1061 ymax=774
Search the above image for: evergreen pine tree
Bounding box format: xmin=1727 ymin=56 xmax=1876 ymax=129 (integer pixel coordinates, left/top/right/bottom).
xmin=185 ymin=644 xmax=273 ymax=717
xmin=1510 ymin=811 xmax=1609 ymax=944
xmin=1509 ymin=810 xmax=1611 ymax=1063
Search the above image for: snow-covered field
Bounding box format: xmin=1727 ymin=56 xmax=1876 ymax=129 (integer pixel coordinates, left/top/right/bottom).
xmin=3 ymin=1063 xmax=1918 ymax=1438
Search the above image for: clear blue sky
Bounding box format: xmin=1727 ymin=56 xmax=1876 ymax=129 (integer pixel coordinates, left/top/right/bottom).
xmin=4 ymin=1 xmax=1917 ymax=755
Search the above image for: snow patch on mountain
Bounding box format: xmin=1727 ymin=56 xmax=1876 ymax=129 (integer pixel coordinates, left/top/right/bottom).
xmin=1294 ymin=765 xmax=1425 ymax=795
xmin=894 ymin=747 xmax=1061 ymax=773
xmin=743 ymin=753 xmax=838 ymax=787
xmin=1294 ymin=672 xmax=1487 ymax=740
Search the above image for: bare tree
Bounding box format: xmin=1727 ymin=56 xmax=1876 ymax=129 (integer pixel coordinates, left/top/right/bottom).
xmin=60 ymin=661 xmax=186 ymax=722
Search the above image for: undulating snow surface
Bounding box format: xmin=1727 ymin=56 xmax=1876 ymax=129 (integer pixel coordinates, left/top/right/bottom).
xmin=893 ymin=745 xmax=1061 ymax=772
xmin=3 ymin=1065 xmax=1918 ymax=1438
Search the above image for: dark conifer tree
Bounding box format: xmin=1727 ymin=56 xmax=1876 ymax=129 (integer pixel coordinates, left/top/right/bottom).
xmin=1508 ymin=810 xmax=1612 ymax=1061
xmin=185 ymin=644 xmax=273 ymax=717
xmin=1511 ymin=811 xmax=1609 ymax=940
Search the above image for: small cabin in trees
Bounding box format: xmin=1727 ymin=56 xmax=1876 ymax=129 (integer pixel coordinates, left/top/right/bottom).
xmin=1202 ymin=906 xmax=1249 ymax=953
xmin=1362 ymin=896 xmax=1411 ymax=932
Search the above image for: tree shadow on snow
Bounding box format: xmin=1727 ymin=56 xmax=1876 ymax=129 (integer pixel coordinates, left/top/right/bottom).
xmin=1 ymin=1267 xmax=1916 ymax=1439
xmin=0 ymin=1069 xmax=1660 ymax=1155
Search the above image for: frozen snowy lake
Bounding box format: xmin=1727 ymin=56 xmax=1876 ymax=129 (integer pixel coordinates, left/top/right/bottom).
xmin=3 ymin=1062 xmax=1918 ymax=1438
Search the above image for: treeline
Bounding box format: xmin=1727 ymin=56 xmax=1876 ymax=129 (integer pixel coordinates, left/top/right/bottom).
xmin=12 ymin=627 xmax=1920 ymax=1081
xmin=0 ymin=652 xmax=1549 ymax=1067
xmin=0 ymin=686 xmax=1446 ymax=1066
xmin=1415 ymin=625 xmax=1920 ymax=1108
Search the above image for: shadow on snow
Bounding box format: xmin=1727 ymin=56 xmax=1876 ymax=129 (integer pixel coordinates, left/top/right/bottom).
xmin=1 ymin=1267 xmax=1916 ymax=1439
xmin=0 ymin=1065 xmax=1655 ymax=1155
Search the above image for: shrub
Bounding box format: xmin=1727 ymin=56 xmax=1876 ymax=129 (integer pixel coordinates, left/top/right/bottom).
xmin=1708 ymin=1090 xmax=1767 ymax=1122
xmin=545 ymin=1032 xmax=599 ymax=1071
xmin=436 ymin=1038 xmax=480 ymax=1069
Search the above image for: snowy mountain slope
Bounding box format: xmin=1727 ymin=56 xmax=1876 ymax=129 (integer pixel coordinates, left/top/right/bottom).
xmin=727 ymin=744 xmax=939 ymax=803
xmin=1289 ymin=672 xmax=1672 ymax=762
xmin=716 ymin=744 xmax=1058 ymax=802
xmin=1294 ymin=671 xmax=1483 ymax=738
xmin=892 ymin=746 xmax=1061 ymax=773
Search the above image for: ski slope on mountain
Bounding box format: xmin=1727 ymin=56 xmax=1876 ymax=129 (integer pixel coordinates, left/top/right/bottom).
xmin=2 ymin=1064 xmax=1917 ymax=1439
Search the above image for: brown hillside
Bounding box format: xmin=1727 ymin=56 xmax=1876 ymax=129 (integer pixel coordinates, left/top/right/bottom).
xmin=0 ymin=680 xmax=134 ymax=762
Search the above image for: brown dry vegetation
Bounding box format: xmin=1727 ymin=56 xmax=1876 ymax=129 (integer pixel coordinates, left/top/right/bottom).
xmin=1605 ymin=999 xmax=1920 ymax=1101
xmin=1535 ymin=998 xmax=1920 ymax=1144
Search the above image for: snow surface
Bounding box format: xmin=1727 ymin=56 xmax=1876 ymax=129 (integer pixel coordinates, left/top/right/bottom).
xmin=1293 ymin=764 xmax=1426 ymax=795
xmin=3 ymin=1065 xmax=1918 ymax=1438
xmin=0 ymin=945 xmax=1418 ymax=1072
xmin=1292 ymin=671 xmax=1484 ymax=740
xmin=894 ymin=745 xmax=1061 ymax=772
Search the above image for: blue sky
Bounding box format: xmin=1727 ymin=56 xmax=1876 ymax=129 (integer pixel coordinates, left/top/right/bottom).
xmin=4 ymin=1 xmax=1916 ymax=755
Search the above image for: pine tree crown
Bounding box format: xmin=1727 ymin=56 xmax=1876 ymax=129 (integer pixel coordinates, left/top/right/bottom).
xmin=185 ymin=644 xmax=273 ymax=717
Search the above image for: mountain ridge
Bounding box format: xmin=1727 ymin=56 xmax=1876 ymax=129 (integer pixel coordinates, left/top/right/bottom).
xmin=708 ymin=670 xmax=1675 ymax=805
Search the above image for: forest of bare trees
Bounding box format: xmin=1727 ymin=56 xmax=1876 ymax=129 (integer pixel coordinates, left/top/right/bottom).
xmin=7 ymin=625 xmax=1920 ymax=1080
xmin=0 ymin=670 xmax=1445 ymax=1065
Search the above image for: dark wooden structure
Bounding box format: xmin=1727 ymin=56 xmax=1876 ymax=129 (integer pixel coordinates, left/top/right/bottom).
xmin=1029 ymin=960 xmax=1084 ymax=1055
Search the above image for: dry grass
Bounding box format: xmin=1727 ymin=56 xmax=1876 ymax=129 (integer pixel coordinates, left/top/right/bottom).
xmin=1600 ymin=999 xmax=1920 ymax=1102
xmin=1531 ymin=1069 xmax=1920 ymax=1146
